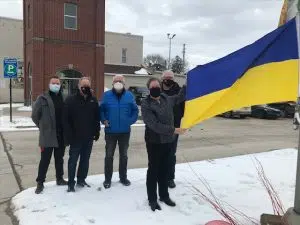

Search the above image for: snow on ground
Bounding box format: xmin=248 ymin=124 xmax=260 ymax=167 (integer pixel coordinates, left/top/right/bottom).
xmin=0 ymin=116 xmax=36 ymax=131
xmin=0 ymin=116 xmax=145 ymax=132
xmin=0 ymin=103 xmax=24 ymax=110
xmin=17 ymin=106 xmax=32 ymax=112
xmin=12 ymin=149 xmax=296 ymax=225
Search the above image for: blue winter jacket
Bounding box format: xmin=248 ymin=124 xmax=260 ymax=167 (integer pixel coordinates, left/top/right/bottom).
xmin=99 ymin=90 xmax=139 ymax=133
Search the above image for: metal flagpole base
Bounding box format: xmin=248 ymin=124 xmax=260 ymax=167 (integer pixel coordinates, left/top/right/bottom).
xmin=284 ymin=208 xmax=300 ymax=224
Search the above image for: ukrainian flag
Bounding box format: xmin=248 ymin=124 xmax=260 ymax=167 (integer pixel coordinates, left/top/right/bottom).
xmin=182 ymin=18 xmax=299 ymax=128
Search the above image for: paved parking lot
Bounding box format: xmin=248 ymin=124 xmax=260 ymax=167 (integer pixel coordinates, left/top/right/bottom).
xmin=1 ymin=117 xmax=298 ymax=190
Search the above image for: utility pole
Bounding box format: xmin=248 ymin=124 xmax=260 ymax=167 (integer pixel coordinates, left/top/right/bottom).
xmin=183 ymin=44 xmax=186 ymax=71
xmin=167 ymin=33 xmax=176 ymax=69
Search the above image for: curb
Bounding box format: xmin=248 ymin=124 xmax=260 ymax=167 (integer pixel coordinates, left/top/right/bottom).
xmin=0 ymin=123 xmax=146 ymax=132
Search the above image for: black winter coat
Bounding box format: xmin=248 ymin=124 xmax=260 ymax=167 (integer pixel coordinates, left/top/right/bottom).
xmin=162 ymin=82 xmax=185 ymax=127
xmin=63 ymin=91 xmax=100 ymax=145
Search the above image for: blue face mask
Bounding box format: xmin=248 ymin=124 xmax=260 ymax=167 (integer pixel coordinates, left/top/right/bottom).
xmin=49 ymin=84 xmax=61 ymax=93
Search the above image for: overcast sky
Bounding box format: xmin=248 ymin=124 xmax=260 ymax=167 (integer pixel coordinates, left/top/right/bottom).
xmin=0 ymin=0 xmax=284 ymax=69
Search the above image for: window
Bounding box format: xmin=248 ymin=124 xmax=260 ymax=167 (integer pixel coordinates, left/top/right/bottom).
xmin=27 ymin=5 xmax=31 ymax=29
xmin=64 ymin=3 xmax=77 ymax=30
xmin=122 ymin=48 xmax=127 ymax=63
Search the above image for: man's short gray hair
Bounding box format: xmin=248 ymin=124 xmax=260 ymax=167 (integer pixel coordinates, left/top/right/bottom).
xmin=112 ymin=75 xmax=125 ymax=83
xmin=162 ymin=70 xmax=174 ymax=79
xmin=78 ymin=77 xmax=91 ymax=86
xmin=79 ymin=76 xmax=91 ymax=82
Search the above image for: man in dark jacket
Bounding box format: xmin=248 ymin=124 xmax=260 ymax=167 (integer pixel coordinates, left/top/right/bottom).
xmin=161 ymin=70 xmax=184 ymax=189
xmin=100 ymin=75 xmax=138 ymax=189
xmin=63 ymin=77 xmax=100 ymax=192
xmin=141 ymin=77 xmax=186 ymax=211
xmin=31 ymin=75 xmax=68 ymax=194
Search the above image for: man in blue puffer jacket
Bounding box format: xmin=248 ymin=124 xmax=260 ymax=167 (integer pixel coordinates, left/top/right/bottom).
xmin=100 ymin=75 xmax=138 ymax=189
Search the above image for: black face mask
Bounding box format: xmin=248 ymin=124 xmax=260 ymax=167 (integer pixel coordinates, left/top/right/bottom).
xmin=81 ymin=86 xmax=91 ymax=95
xmin=150 ymin=87 xmax=161 ymax=98
xmin=163 ymin=79 xmax=175 ymax=87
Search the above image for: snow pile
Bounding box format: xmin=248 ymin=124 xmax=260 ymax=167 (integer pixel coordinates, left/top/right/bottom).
xmin=12 ymin=149 xmax=296 ymax=225
xmin=0 ymin=116 xmax=36 ymax=131
xmin=134 ymin=68 xmax=149 ymax=75
xmin=17 ymin=106 xmax=32 ymax=112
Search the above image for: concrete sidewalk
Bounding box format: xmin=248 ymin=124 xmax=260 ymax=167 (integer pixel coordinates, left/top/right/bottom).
xmin=0 ymin=133 xmax=21 ymax=225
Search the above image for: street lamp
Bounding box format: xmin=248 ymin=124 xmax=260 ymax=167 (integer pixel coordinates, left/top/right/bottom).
xmin=167 ymin=33 xmax=176 ymax=69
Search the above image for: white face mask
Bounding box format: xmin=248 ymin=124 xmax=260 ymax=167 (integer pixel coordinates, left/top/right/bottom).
xmin=113 ymin=82 xmax=124 ymax=91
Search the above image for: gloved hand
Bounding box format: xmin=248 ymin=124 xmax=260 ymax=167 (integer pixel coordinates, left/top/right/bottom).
xmin=94 ymin=132 xmax=100 ymax=141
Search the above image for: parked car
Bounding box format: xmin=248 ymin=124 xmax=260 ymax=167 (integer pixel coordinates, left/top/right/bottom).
xmin=267 ymin=102 xmax=295 ymax=118
xmin=128 ymin=86 xmax=149 ymax=105
xmin=220 ymin=107 xmax=252 ymax=119
xmin=251 ymin=105 xmax=283 ymax=119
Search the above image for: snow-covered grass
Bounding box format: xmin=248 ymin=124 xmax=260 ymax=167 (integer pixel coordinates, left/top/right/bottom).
xmin=12 ymin=149 xmax=296 ymax=225
xmin=0 ymin=103 xmax=24 ymax=110
xmin=0 ymin=116 xmax=36 ymax=131
xmin=17 ymin=106 xmax=32 ymax=112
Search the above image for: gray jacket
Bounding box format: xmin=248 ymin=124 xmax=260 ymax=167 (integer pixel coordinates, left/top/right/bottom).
xmin=31 ymin=92 xmax=59 ymax=148
xmin=141 ymin=86 xmax=186 ymax=144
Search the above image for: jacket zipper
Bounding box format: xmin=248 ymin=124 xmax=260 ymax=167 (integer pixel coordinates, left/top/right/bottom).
xmin=118 ymin=96 xmax=121 ymax=129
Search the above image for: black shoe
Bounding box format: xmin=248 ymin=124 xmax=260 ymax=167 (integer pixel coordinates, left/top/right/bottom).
xmin=168 ymin=180 xmax=176 ymax=189
xmin=82 ymin=181 xmax=91 ymax=187
xmin=76 ymin=182 xmax=85 ymax=188
xmin=67 ymin=186 xmax=75 ymax=192
xmin=103 ymin=180 xmax=111 ymax=189
xmin=120 ymin=178 xmax=131 ymax=186
xmin=35 ymin=182 xmax=44 ymax=194
xmin=77 ymin=180 xmax=91 ymax=188
xmin=56 ymin=179 xmax=68 ymax=186
xmin=160 ymin=198 xmax=176 ymax=207
xmin=149 ymin=202 xmax=162 ymax=211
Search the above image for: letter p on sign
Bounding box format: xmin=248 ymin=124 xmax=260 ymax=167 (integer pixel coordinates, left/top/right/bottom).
xmin=8 ymin=65 xmax=14 ymax=73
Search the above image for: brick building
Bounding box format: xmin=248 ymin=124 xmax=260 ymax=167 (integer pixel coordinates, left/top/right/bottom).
xmin=23 ymin=0 xmax=105 ymax=105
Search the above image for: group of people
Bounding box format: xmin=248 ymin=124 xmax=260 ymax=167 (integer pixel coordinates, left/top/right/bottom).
xmin=31 ymin=70 xmax=186 ymax=211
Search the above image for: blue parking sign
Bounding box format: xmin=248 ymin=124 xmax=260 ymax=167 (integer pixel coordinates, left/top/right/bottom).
xmin=4 ymin=58 xmax=18 ymax=79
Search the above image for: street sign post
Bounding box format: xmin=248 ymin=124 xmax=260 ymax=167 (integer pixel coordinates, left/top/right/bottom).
xmin=3 ymin=58 xmax=18 ymax=123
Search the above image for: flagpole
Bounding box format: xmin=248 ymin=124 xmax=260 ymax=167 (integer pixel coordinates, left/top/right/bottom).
xmin=294 ymin=12 xmax=300 ymax=214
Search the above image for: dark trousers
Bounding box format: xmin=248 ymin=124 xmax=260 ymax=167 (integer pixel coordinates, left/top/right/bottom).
xmin=168 ymin=135 xmax=179 ymax=181
xmin=104 ymin=133 xmax=130 ymax=182
xmin=36 ymin=136 xmax=65 ymax=183
xmin=68 ymin=139 xmax=93 ymax=186
xmin=146 ymin=142 xmax=172 ymax=203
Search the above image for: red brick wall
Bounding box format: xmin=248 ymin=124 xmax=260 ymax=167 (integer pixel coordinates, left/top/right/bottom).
xmin=24 ymin=0 xmax=105 ymax=103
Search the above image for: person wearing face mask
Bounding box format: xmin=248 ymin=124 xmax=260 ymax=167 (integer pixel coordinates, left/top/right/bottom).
xmin=161 ymin=70 xmax=185 ymax=189
xmin=141 ymin=77 xmax=186 ymax=211
xmin=99 ymin=75 xmax=138 ymax=189
xmin=31 ymin=75 xmax=68 ymax=194
xmin=63 ymin=77 xmax=100 ymax=192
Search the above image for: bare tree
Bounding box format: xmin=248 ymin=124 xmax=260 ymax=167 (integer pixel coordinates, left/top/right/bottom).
xmin=144 ymin=54 xmax=167 ymax=67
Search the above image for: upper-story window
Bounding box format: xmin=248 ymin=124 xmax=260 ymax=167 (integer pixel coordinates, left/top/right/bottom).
xmin=64 ymin=3 xmax=77 ymax=30
xmin=122 ymin=48 xmax=127 ymax=63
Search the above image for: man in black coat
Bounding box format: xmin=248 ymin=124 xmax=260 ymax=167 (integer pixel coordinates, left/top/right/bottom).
xmin=32 ymin=75 xmax=68 ymax=194
xmin=161 ymin=70 xmax=185 ymax=189
xmin=63 ymin=77 xmax=100 ymax=192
